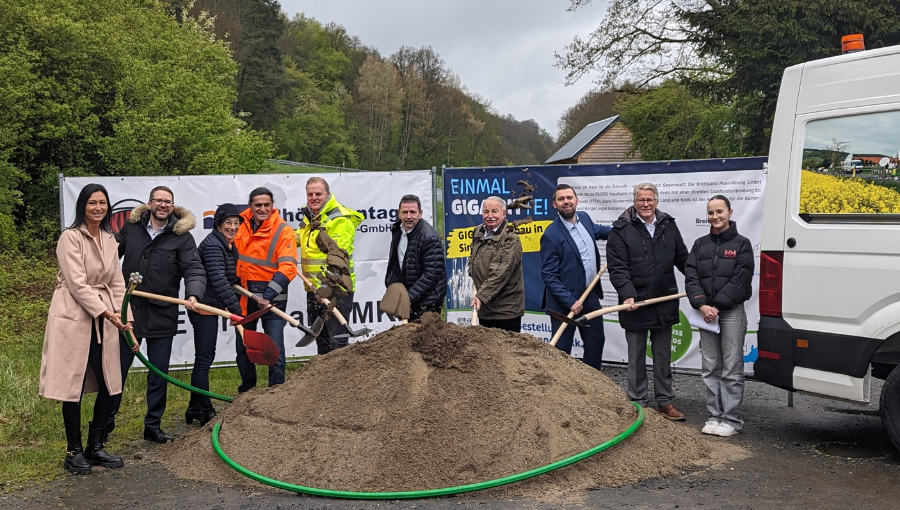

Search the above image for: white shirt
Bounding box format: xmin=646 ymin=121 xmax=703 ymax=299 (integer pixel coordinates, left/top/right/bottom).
xmin=146 ymin=220 xmax=166 ymax=240
xmin=397 ymin=224 xmax=412 ymax=268
xmin=563 ymin=215 xmax=597 ymax=284
xmin=640 ymin=215 xmax=658 ymax=238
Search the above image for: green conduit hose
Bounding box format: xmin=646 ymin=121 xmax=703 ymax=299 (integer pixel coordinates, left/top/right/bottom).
xmin=210 ymin=402 xmax=644 ymax=499
xmin=121 ymin=275 xmax=234 ymax=403
xmin=123 ymin=273 xmax=644 ymax=499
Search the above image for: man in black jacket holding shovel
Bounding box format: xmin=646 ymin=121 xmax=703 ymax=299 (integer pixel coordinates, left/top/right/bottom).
xmin=607 ymin=182 xmax=688 ymax=421
xmin=384 ymin=195 xmax=446 ymax=321
xmin=109 ymin=186 xmax=206 ymax=443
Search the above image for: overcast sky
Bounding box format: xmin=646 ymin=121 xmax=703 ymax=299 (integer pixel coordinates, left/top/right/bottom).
xmin=279 ymin=0 xmax=604 ymax=139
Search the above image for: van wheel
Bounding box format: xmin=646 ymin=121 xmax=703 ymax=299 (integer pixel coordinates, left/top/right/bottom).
xmin=880 ymin=364 xmax=900 ymax=451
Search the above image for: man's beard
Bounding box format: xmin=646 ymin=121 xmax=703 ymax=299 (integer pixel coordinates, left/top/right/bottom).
xmin=152 ymin=209 xmax=170 ymax=222
xmin=559 ymin=207 xmax=576 ymax=220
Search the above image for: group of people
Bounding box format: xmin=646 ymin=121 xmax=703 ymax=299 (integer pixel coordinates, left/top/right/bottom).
xmin=40 ymin=177 xmax=380 ymax=474
xmin=468 ymin=182 xmax=754 ymax=438
xmin=41 ymin=177 xmax=752 ymax=476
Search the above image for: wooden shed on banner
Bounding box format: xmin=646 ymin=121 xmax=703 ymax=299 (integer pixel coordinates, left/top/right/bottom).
xmin=545 ymin=115 xmax=641 ymax=165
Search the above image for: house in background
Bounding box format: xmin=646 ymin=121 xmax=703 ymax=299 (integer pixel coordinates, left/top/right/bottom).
xmin=545 ymin=115 xmax=640 ymax=165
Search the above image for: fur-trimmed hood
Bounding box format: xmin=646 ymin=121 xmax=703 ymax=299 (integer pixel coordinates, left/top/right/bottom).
xmin=128 ymin=204 xmax=196 ymax=235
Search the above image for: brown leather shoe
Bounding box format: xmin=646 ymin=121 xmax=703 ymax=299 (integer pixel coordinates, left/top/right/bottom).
xmin=658 ymin=404 xmax=685 ymax=421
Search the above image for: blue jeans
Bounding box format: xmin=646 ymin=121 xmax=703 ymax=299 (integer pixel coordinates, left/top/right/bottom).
xmin=236 ymin=299 xmax=286 ymax=393
xmin=187 ymin=311 xmax=218 ymax=412
xmin=700 ymin=304 xmax=748 ymax=430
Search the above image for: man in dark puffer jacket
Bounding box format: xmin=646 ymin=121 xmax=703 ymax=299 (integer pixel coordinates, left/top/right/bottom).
xmin=607 ymin=183 xmax=688 ymax=421
xmin=386 ymin=194 xmax=446 ymax=321
xmin=109 ymin=186 xmax=206 ymax=443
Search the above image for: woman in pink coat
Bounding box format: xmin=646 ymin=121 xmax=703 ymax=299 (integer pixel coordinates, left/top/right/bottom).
xmin=40 ymin=184 xmax=134 ymax=475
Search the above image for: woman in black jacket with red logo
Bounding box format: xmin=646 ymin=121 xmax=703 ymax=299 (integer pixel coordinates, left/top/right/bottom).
xmin=685 ymin=195 xmax=754 ymax=438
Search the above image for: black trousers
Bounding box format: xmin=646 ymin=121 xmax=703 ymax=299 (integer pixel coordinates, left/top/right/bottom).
xmin=409 ymin=301 xmax=444 ymax=322
xmin=63 ymin=320 xmax=114 ymax=438
xmin=108 ymin=333 xmax=173 ymax=430
xmin=479 ymin=316 xmax=522 ymax=333
xmin=308 ymin=291 xmax=354 ymax=355
xmin=549 ymin=293 xmax=606 ymax=371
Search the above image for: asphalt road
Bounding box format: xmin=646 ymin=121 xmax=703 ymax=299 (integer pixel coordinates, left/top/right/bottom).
xmin=4 ymin=366 xmax=899 ymax=510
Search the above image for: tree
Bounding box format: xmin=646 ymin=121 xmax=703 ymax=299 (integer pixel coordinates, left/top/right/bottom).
xmin=557 ymin=0 xmax=900 ymax=155
xmin=556 ymin=89 xmax=621 ymax=148
xmin=0 ymin=0 xmax=273 ymax=251
xmin=353 ymin=55 xmax=402 ymax=170
xmin=232 ymin=0 xmax=288 ymax=131
xmin=615 ymin=81 xmax=750 ymax=160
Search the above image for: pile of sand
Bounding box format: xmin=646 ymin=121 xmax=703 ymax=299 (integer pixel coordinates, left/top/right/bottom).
xmin=161 ymin=314 xmax=745 ymax=499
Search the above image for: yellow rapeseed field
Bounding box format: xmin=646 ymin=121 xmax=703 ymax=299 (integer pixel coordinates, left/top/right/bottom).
xmin=800 ymin=170 xmax=900 ymax=213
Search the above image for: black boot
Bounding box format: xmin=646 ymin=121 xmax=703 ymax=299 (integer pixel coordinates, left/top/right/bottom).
xmin=199 ymin=408 xmax=217 ymax=426
xmin=84 ymin=421 xmax=124 ymax=469
xmin=64 ymin=432 xmax=92 ymax=475
xmin=185 ymin=406 xmax=203 ymax=425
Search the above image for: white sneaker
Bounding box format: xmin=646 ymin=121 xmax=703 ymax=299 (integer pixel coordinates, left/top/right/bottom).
xmin=701 ymin=420 xmax=720 ymax=435
xmin=714 ymin=423 xmax=739 ymax=437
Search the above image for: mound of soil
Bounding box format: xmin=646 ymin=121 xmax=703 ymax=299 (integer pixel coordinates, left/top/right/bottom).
xmin=161 ymin=314 xmax=745 ymax=499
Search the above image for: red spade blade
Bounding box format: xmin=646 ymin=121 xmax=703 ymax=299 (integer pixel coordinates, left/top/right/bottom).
xmin=241 ymin=329 xmax=280 ymax=366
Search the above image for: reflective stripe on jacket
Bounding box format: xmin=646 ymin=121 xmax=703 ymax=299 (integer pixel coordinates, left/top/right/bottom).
xmin=234 ymin=208 xmax=298 ymax=313
xmin=295 ymin=193 xmax=363 ymax=291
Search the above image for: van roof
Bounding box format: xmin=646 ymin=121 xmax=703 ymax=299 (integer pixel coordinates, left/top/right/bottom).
xmin=791 ymin=44 xmax=900 ymax=114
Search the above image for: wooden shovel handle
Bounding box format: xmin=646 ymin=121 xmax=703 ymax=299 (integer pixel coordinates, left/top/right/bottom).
xmin=131 ymin=290 xmax=236 ymax=320
xmin=580 ymin=293 xmax=686 ymax=322
xmin=472 ymin=285 xmax=479 ymax=326
xmin=549 ymin=263 xmax=607 ymax=347
xmin=232 ymin=284 xmax=300 ymax=327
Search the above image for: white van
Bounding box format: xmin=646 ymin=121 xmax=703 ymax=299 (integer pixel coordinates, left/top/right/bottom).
xmin=758 ymin=42 xmax=900 ymax=449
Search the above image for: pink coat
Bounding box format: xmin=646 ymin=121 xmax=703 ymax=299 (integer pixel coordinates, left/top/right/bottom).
xmin=40 ymin=228 xmax=128 ymax=402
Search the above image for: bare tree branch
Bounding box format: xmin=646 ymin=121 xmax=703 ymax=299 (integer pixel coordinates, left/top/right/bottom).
xmin=556 ymin=0 xmax=725 ymax=88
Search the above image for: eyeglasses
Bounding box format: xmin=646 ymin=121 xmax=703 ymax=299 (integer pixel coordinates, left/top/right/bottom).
xmin=221 ymin=220 xmax=241 ymax=228
xmin=635 ymin=198 xmax=657 ymax=204
xmin=150 ymin=199 xmax=174 ymax=206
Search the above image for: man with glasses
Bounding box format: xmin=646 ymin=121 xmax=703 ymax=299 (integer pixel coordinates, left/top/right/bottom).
xmin=234 ymin=187 xmax=298 ymax=390
xmin=109 ymin=186 xmax=207 ymax=443
xmin=607 ymin=183 xmax=689 ymax=421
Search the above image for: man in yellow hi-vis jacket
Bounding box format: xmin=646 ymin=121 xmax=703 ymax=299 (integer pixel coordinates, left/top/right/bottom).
xmin=296 ymin=177 xmax=363 ymax=354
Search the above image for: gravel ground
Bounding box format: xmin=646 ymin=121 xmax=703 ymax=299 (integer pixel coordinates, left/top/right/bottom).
xmin=3 ymin=365 xmax=899 ymax=510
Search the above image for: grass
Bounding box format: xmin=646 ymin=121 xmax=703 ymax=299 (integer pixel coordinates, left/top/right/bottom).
xmin=0 ymin=251 xmax=303 ymax=490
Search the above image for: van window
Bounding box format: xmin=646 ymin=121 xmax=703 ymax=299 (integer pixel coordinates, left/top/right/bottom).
xmin=799 ymin=111 xmax=900 ymax=221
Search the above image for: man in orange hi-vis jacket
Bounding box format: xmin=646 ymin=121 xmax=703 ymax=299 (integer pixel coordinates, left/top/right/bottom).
xmin=234 ymin=187 xmax=298 ymax=392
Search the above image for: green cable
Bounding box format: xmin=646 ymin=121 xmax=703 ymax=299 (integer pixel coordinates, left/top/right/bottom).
xmin=211 ymin=401 xmax=644 ymax=499
xmin=121 ymin=276 xmax=234 ymax=403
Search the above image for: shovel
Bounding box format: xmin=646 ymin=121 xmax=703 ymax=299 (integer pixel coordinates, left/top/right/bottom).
xmin=131 ymin=290 xmax=280 ymax=366
xmin=548 ymin=264 xmax=607 ymax=347
xmin=294 ymin=273 xmax=372 ymax=339
xmin=472 ymin=285 xmax=479 ymax=326
xmin=379 ymin=282 xmax=410 ymax=324
xmin=231 ymin=285 xmax=318 ymax=346
xmin=574 ymin=293 xmax=687 ymax=324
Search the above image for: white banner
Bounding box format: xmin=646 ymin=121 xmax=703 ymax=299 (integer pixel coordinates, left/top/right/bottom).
xmin=446 ymin=167 xmax=765 ymax=372
xmin=61 ymin=171 xmax=433 ymax=367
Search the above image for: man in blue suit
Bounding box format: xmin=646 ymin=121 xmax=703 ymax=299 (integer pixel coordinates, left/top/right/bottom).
xmin=540 ymin=184 xmax=612 ymax=370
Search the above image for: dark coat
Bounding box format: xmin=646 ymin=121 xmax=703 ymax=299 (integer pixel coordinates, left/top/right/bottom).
xmin=468 ymin=220 xmax=524 ymax=320
xmin=540 ymin=211 xmax=611 ymax=312
xmin=198 ymin=229 xmax=241 ymax=315
xmin=385 ymin=219 xmax=447 ymax=310
xmin=117 ymin=205 xmax=206 ymax=338
xmin=684 ymin=221 xmax=754 ymax=311
xmin=606 ymin=206 xmax=688 ymax=330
